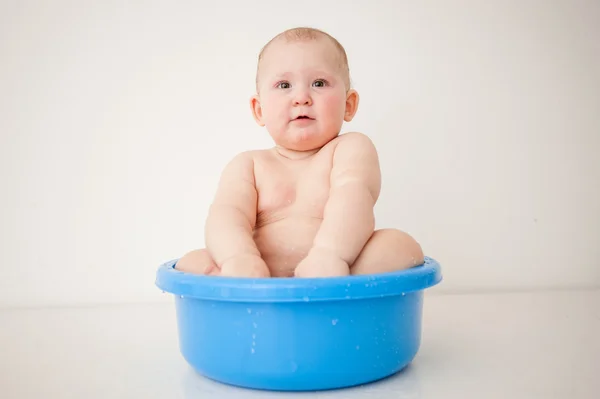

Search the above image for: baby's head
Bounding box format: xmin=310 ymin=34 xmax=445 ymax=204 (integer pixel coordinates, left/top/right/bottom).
xmin=250 ymin=27 xmax=359 ymax=154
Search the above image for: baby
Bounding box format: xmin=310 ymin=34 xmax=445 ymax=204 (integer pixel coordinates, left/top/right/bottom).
xmin=175 ymin=27 xmax=424 ymax=278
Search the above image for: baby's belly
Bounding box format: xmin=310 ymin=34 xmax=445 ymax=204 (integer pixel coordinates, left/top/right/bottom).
xmin=253 ymin=216 xmax=322 ymax=277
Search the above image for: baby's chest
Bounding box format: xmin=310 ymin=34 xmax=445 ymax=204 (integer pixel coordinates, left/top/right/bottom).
xmin=256 ymin=164 xmax=330 ymax=214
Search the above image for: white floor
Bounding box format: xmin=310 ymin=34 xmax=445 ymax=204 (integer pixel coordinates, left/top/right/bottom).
xmin=1 ymin=289 xmax=598 ymax=399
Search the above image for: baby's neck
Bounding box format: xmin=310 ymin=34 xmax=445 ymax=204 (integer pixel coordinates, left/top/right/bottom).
xmin=273 ymin=146 xmax=320 ymax=160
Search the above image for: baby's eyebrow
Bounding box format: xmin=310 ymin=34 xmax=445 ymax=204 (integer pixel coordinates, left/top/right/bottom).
xmin=272 ymin=70 xmax=336 ymax=80
xmin=310 ymin=70 xmax=335 ymax=77
xmin=273 ymin=72 xmax=292 ymax=80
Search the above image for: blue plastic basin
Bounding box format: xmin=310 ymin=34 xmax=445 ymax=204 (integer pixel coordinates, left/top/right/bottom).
xmin=156 ymin=256 xmax=442 ymax=391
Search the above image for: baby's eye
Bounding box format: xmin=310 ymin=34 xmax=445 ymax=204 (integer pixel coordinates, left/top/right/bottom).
xmin=277 ymin=81 xmax=291 ymax=89
xmin=312 ymin=79 xmax=327 ymax=87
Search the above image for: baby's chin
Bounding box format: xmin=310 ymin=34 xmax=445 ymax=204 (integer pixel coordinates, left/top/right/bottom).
xmin=271 ymin=128 xmax=339 ymax=152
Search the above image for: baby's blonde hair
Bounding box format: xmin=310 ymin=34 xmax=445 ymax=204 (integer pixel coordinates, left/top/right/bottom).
xmin=255 ymin=27 xmax=351 ymax=91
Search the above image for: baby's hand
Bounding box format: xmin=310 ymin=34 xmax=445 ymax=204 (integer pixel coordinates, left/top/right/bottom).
xmin=220 ymin=253 xmax=271 ymax=278
xmin=294 ymin=248 xmax=350 ymax=278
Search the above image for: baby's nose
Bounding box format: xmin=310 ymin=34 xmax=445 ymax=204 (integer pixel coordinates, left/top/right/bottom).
xmin=293 ymin=90 xmax=312 ymax=105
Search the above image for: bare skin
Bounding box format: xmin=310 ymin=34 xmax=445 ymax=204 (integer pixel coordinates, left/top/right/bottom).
xmin=176 ymin=133 xmax=424 ymax=278
xmin=175 ymin=30 xmax=424 ymax=278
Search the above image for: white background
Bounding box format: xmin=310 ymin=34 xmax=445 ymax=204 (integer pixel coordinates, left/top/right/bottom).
xmin=1 ymin=0 xmax=598 ymax=308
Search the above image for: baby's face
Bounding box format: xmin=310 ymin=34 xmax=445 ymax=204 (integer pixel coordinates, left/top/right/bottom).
xmin=252 ymin=39 xmax=358 ymax=152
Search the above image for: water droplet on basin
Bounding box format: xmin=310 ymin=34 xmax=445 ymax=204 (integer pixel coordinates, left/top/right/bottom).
xmin=332 ymin=319 xmax=338 ymax=326
xmin=251 ymin=348 xmax=255 ymax=354
xmin=252 ymin=322 xmax=257 ymax=329
xmin=356 ymin=345 xmax=360 ymax=350
xmin=303 ymin=296 xmax=309 ymax=302
xmin=247 ymin=308 xmax=252 ymax=314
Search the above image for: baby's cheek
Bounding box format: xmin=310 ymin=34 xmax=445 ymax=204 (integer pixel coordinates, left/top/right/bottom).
xmin=323 ymin=93 xmax=347 ymax=117
xmin=263 ymin=95 xmax=287 ymax=119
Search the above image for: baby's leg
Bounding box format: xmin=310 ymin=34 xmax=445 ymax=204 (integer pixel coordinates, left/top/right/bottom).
xmin=350 ymin=228 xmax=425 ymax=275
xmin=174 ymin=249 xmax=221 ymax=276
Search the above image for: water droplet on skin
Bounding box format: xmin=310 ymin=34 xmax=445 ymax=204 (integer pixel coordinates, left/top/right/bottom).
xmin=332 ymin=319 xmax=338 ymax=326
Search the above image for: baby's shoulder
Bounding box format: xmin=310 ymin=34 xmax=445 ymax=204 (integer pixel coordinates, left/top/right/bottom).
xmin=217 ymin=150 xmax=262 ymax=183
xmin=224 ymin=149 xmax=268 ymax=164
xmin=331 ymin=132 xmax=378 ymax=157
xmin=220 ymin=149 xmax=273 ymax=177
xmin=334 ymin=131 xmax=375 ymax=146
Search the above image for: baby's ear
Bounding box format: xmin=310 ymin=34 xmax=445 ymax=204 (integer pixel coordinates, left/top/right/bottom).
xmin=344 ymin=89 xmax=360 ymax=122
xmin=250 ymin=95 xmax=265 ymax=126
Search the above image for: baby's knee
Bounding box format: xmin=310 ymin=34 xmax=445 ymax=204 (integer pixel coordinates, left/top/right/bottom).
xmin=379 ymin=228 xmax=424 ymax=263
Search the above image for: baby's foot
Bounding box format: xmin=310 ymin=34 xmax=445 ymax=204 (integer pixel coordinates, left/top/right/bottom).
xmin=175 ymin=249 xmax=220 ymax=275
xmin=294 ymin=248 xmax=350 ymax=278
xmin=220 ymin=253 xmax=271 ymax=278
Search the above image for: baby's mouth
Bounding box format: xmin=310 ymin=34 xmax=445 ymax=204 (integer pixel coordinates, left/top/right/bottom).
xmin=294 ymin=115 xmax=314 ymax=120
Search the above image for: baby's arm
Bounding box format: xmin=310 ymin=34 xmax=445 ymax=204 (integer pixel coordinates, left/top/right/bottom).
xmin=205 ymin=152 xmax=269 ymax=277
xmin=296 ymin=133 xmax=380 ymax=276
